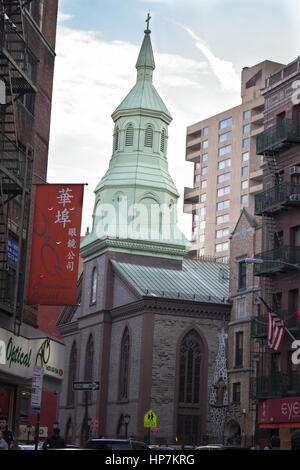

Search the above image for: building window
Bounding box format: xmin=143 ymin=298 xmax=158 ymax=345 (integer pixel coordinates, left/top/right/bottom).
xmin=201 ymin=180 xmax=207 ymax=189
xmin=219 ymin=117 xmax=232 ymax=129
xmin=90 ymin=267 xmax=97 ymax=304
xmin=241 ymin=194 xmax=248 ymax=205
xmin=195 ymin=162 xmax=201 ymax=170
xmin=202 ymin=140 xmax=208 ymax=149
xmin=241 ymin=180 xmax=248 ymax=190
xmin=242 ymin=166 xmax=249 ymax=176
xmin=199 ymin=247 xmax=205 ymax=256
xmin=84 ymin=335 xmax=94 ymax=401
xmin=243 ymin=124 xmax=250 ymax=134
xmin=119 ymin=328 xmax=130 ymax=400
xmin=217 ymin=200 xmax=230 ymax=211
xmin=67 ymin=342 xmax=77 ymax=406
xmin=235 ymin=332 xmax=243 ymax=368
xmin=202 ymin=153 xmax=208 ymax=162
xmin=125 ymin=123 xmax=134 ymax=146
xmin=217 ymin=186 xmax=230 ymax=197
xmin=145 ymin=125 xmax=153 ymax=147
xmin=194 ymin=174 xmax=201 ymax=185
xmin=200 ymin=193 xmax=206 ymax=202
xmin=232 ymin=382 xmax=241 ymax=403
xmin=201 ymin=167 xmax=208 ymax=176
xmin=215 ymin=242 xmax=229 ymax=252
xmin=237 ymin=297 xmax=246 ymax=319
xmin=160 ymin=129 xmax=166 ymax=153
xmin=179 ymin=330 xmax=203 ymax=404
xmin=218 ymin=145 xmax=232 ymax=157
xmin=243 ymin=110 xmax=251 ymax=120
xmin=219 ymin=131 xmax=232 ymax=143
xmin=200 ymin=220 xmax=206 ymax=230
xmin=199 ymin=234 xmax=205 ymax=243
xmin=216 ymin=213 xmax=229 ymax=225
xmin=217 ymin=172 xmax=231 ymax=184
xmin=203 ymin=127 xmax=209 ymax=136
xmin=238 ymin=261 xmax=247 ymax=290
xmin=216 ymin=228 xmax=229 ymax=238
xmin=242 ymin=152 xmax=249 ymax=162
xmin=200 ymin=207 xmax=206 ymax=217
xmin=218 ymin=158 xmax=231 ymax=170
xmin=242 ymin=138 xmax=250 ymax=148
xmin=113 ymin=126 xmax=119 ymax=151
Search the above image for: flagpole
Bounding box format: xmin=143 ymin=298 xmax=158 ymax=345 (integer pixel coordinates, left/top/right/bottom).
xmin=258 ymin=296 xmax=297 ymax=342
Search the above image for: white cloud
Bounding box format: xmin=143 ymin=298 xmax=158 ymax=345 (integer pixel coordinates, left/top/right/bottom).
xmin=57 ymin=12 xmax=73 ymax=22
xmin=178 ymin=23 xmax=240 ymax=92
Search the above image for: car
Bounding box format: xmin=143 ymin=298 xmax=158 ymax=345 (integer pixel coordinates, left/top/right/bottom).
xmin=18 ymin=444 xmax=42 ymax=450
xmin=195 ymin=444 xmax=250 ymax=450
xmin=85 ymin=439 xmax=149 ymax=450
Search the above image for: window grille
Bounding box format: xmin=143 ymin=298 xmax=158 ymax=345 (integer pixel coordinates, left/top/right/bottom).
xmin=144 ymin=125 xmax=153 ymax=147
xmin=125 ymin=124 xmax=134 ymax=146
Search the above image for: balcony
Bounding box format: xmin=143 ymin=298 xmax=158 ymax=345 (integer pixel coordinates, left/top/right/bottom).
xmin=250 ymin=374 xmax=300 ymax=400
xmin=255 ymin=182 xmax=300 ymax=215
xmin=251 ymin=312 xmax=284 ymax=338
xmin=256 ymin=119 xmax=300 ymax=155
xmin=252 ymin=246 xmax=300 ymax=276
xmin=184 ymin=187 xmax=199 ymax=204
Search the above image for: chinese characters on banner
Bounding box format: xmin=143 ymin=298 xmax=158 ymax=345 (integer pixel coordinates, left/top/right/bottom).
xmin=28 ymin=184 xmax=84 ymax=305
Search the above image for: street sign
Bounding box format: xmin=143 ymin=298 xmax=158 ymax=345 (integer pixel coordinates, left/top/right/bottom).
xmin=144 ymin=409 xmax=157 ymax=428
xmin=31 ymin=365 xmax=44 ymax=414
xmin=90 ymin=420 xmax=99 ymax=431
xmin=73 ymin=381 xmax=100 ymax=391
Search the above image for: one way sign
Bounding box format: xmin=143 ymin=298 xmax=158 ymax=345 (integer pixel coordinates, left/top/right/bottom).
xmin=73 ymin=381 xmax=100 ymax=391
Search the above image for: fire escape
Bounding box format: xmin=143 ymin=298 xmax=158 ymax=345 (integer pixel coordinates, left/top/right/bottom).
xmin=0 ymin=0 xmax=37 ymax=332
xmin=250 ymin=117 xmax=300 ymax=402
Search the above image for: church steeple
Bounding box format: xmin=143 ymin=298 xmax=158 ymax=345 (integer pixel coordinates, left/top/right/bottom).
xmin=80 ymin=18 xmax=189 ymax=260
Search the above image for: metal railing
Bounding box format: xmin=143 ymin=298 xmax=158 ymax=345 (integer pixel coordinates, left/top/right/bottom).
xmin=250 ymin=374 xmax=300 ymax=399
xmin=253 ymin=246 xmax=300 ymax=276
xmin=256 ymin=118 xmax=300 ymax=155
xmin=255 ymin=182 xmax=300 ymax=215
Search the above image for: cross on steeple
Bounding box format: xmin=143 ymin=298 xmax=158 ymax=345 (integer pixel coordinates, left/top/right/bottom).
xmin=145 ymin=12 xmax=151 ymax=31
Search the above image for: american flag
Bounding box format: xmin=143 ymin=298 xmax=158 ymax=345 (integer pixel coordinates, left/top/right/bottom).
xmin=267 ymin=311 xmax=285 ymax=351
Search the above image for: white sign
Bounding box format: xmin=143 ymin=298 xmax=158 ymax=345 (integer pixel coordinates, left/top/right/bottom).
xmin=31 ymin=365 xmax=44 ymax=413
xmin=0 ymin=328 xmax=65 ymax=380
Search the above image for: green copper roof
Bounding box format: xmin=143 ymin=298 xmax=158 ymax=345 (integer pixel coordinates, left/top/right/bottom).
xmin=112 ymin=29 xmax=172 ymax=122
xmin=111 ymin=259 xmax=230 ymax=304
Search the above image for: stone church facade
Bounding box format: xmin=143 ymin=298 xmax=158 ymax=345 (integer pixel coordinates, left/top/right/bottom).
xmin=56 ymin=22 xmax=231 ymax=447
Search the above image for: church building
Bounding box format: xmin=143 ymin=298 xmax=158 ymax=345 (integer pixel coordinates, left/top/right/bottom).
xmin=57 ymin=20 xmax=231 ymax=447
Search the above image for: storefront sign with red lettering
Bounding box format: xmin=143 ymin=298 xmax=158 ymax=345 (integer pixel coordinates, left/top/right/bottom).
xmin=258 ymin=397 xmax=300 ymax=424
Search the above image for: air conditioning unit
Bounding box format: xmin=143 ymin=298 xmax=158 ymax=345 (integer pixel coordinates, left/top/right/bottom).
xmin=290 ymin=194 xmax=300 ymax=201
xmin=290 ymin=166 xmax=300 ymax=175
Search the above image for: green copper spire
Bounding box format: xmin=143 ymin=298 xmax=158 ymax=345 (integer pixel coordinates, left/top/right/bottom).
xmin=80 ymin=18 xmax=190 ymax=261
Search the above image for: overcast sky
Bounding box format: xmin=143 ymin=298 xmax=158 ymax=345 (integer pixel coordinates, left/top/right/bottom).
xmin=47 ymin=0 xmax=300 ymax=237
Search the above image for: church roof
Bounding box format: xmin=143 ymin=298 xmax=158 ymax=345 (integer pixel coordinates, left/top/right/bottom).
xmin=111 ymin=258 xmax=230 ymax=304
xmin=111 ymin=28 xmax=172 ymax=122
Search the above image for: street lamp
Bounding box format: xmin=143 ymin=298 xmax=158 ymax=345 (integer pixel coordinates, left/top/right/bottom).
xmin=123 ymin=414 xmax=131 ymax=439
xmin=244 ymin=257 xmax=300 ymax=270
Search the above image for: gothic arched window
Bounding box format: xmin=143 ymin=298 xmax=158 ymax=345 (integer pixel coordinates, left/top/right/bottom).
xmin=119 ymin=328 xmax=130 ymax=400
xmin=67 ymin=342 xmax=77 ymax=406
xmin=177 ymin=330 xmax=204 ymax=446
xmin=144 ymin=124 xmax=153 ymax=148
xmin=114 ymin=126 xmax=119 ymax=151
xmin=84 ymin=335 xmax=94 ymax=401
xmin=125 ymin=123 xmax=134 ymax=146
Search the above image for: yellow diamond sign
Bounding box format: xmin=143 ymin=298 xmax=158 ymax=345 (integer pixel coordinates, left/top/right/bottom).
xmin=144 ymin=409 xmax=157 ymax=428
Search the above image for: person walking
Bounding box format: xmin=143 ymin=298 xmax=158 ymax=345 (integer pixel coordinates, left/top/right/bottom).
xmin=42 ymin=428 xmax=66 ymax=449
xmin=0 ymin=416 xmax=14 ymax=449
xmin=0 ymin=430 xmax=8 ymax=450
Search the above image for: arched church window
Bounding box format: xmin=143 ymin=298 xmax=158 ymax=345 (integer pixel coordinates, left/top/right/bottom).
xmin=144 ymin=124 xmax=153 ymax=148
xmin=84 ymin=335 xmax=94 ymax=401
xmin=119 ymin=328 xmax=130 ymax=400
xmin=91 ymin=267 xmax=97 ymax=304
xmin=160 ymin=128 xmax=166 ymax=153
xmin=125 ymin=123 xmax=134 ymax=146
xmin=179 ymin=330 xmax=202 ymax=403
xmin=67 ymin=342 xmax=77 ymax=406
xmin=177 ymin=330 xmax=204 ymax=446
xmin=114 ymin=126 xmax=119 ymax=151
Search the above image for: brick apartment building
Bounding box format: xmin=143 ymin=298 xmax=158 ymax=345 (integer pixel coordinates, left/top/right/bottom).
xmin=249 ymin=55 xmax=300 ymax=449
xmin=0 ymin=0 xmax=61 ymax=446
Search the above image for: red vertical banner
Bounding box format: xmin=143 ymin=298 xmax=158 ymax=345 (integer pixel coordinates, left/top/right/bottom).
xmin=28 ymin=184 xmax=84 ymax=305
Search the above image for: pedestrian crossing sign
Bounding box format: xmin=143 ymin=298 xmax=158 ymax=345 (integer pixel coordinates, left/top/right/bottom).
xmin=144 ymin=409 xmax=157 ymax=428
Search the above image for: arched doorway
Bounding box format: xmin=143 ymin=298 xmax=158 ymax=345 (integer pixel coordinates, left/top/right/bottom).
xmin=224 ymin=419 xmax=241 ymax=445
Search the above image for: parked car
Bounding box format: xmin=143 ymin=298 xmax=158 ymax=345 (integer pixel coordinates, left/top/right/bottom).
xmin=18 ymin=443 xmax=42 ymax=450
xmin=85 ymin=439 xmax=149 ymax=450
xmin=195 ymin=444 xmax=249 ymax=450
